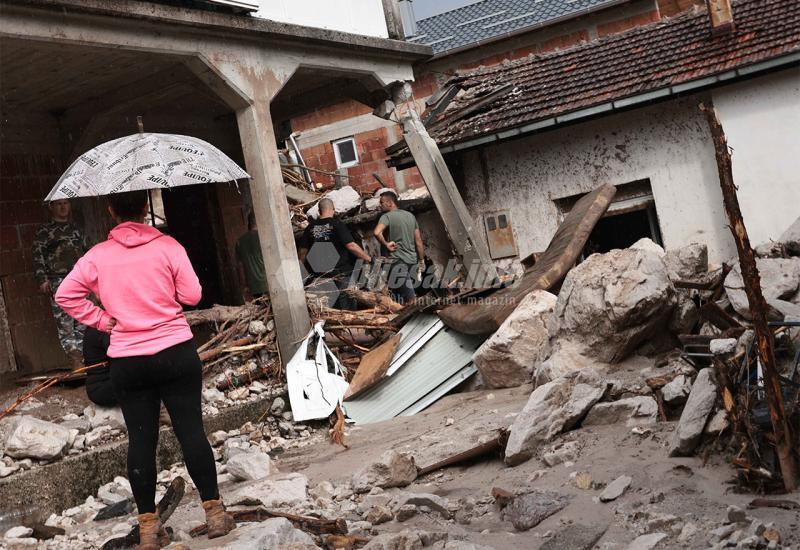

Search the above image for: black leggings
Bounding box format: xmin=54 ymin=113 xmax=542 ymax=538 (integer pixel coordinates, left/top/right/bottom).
xmin=110 ymin=340 xmax=218 ymax=514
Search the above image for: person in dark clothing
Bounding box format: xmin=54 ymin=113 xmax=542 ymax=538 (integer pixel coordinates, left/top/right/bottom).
xmin=298 ymin=198 xmax=371 ymax=309
xmin=235 ymin=212 xmax=268 ymax=301
xmin=83 ymin=326 xmax=116 ymax=407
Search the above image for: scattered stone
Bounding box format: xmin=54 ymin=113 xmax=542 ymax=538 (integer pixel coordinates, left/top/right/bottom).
xmin=97 ymin=482 xmax=129 ymax=505
xmin=5 ymin=526 xmax=33 ymax=539
xmin=208 ymin=430 xmax=229 ymax=446
xmin=726 ymin=505 xmax=747 ymax=524
xmin=542 ymin=440 xmax=580 ymax=467
xmin=391 ymin=493 xmax=451 ymax=519
xmin=661 ymin=375 xmax=691 ymax=405
xmin=645 ymin=513 xmax=681 ymax=533
xmin=710 ymin=524 xmax=737 ymax=542
xmin=60 ymin=416 xmax=91 ymax=434
xmin=0 ymin=464 xmax=20 ymax=478
xmin=226 ymin=450 xmax=274 ymax=481
xmin=762 ymin=528 xmax=780 ymax=543
xmin=395 ymin=504 xmax=418 ymax=522
xmin=228 ymin=387 xmax=250 ymax=400
xmin=665 ymin=243 xmax=708 ymax=282
xmin=202 ymin=388 xmax=224 ymax=404
xmin=724 ymin=258 xmax=800 ymax=319
xmin=471 ymin=290 xmax=557 ymax=388
xmin=669 ymin=368 xmax=717 ymax=456
xmin=583 ymin=396 xmax=658 ymax=427
xmin=362 ymin=529 xmax=423 ymax=550
xmin=669 ymin=292 xmax=699 ymax=334
xmin=677 ymin=522 xmax=698 ymax=543
xmin=539 ymin=523 xmax=609 ymax=550
xmin=4 ymin=416 xmax=73 ymax=460
xmin=365 ymin=505 xmax=393 ymax=525
xmin=710 ymin=338 xmax=737 ymax=356
xmin=248 ymin=320 xmax=267 ymax=335
xmin=215 ymin=517 xmax=318 ymax=549
xmin=352 ymin=450 xmax=417 ymax=493
xmin=85 ymin=425 xmax=112 ymax=447
xmin=502 ymin=490 xmax=571 ymax=531
xmin=269 ymin=396 xmax=286 ymax=415
xmin=599 ymin=475 xmax=632 ymax=502
xmin=229 ymin=473 xmax=308 ymax=508
xmin=84 ymin=405 xmax=126 ymax=431
xmin=548 ymin=240 xmax=676 ymax=364
xmin=626 ymin=532 xmax=667 ymax=550
xmin=505 ymin=369 xmax=608 ymax=465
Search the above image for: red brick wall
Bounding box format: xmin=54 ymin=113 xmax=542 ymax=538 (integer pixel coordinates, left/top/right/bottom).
xmin=0 ymin=111 xmax=69 ymax=373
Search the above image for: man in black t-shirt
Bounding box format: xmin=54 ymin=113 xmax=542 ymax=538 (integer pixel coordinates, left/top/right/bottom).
xmin=299 ymin=198 xmax=372 ymax=309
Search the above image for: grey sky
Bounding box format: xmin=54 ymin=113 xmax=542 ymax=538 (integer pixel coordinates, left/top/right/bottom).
xmin=411 ymin=0 xmax=484 ymax=20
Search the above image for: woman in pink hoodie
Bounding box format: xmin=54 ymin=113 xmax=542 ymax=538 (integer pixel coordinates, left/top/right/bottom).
xmin=56 ymin=191 xmax=234 ymax=548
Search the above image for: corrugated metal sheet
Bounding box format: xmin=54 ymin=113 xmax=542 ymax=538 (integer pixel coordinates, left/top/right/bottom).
xmin=342 ymin=324 xmax=484 ymax=424
xmin=386 ymin=314 xmax=443 ymax=376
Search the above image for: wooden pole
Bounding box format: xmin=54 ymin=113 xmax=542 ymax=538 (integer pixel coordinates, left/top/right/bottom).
xmin=701 ymin=101 xmax=797 ymax=492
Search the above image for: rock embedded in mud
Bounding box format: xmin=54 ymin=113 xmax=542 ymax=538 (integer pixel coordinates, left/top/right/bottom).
xmin=661 ymin=375 xmax=691 ymax=405
xmin=505 ymin=369 xmax=607 ymax=466
xmin=352 ymin=450 xmax=417 ymax=493
xmin=215 ymin=517 xmax=319 ymax=549
xmin=362 ymin=529 xmax=423 ymax=550
xmin=626 ymin=532 xmax=667 ymax=550
xmin=599 ymin=475 xmax=632 ymax=502
xmin=226 ymin=449 xmax=274 ymax=481
xmin=503 ymin=490 xmax=570 ymax=531
xmin=669 ymin=368 xmax=718 ymax=457
xmin=583 ymin=396 xmax=658 ymax=427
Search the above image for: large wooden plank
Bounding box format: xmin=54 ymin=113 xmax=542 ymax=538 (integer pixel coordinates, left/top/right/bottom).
xmin=438 ymin=184 xmax=617 ymax=335
xmin=344 ymin=333 xmax=402 ymax=400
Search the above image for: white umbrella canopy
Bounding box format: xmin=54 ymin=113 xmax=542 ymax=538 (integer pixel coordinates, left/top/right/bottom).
xmin=45 ymin=132 xmax=250 ymax=201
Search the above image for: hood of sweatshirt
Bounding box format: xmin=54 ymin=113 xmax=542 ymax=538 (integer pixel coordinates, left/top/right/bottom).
xmin=109 ymin=222 xmax=164 ymax=248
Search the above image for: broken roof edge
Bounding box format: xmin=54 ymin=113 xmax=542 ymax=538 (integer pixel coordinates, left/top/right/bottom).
xmin=4 ymin=0 xmax=433 ymax=60
xmin=389 ymin=51 xmax=800 ymax=169
xmin=422 ymin=0 xmax=634 ymax=60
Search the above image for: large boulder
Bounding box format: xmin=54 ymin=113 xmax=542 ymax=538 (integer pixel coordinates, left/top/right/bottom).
xmin=669 ymin=368 xmax=717 ymax=456
xmin=664 ymin=243 xmax=708 ymax=282
xmin=217 ymin=518 xmax=320 ymax=549
xmin=724 ymin=258 xmax=800 ymax=319
xmin=534 ymin=340 xmax=609 ymax=386
xmin=306 ymin=186 xmax=362 ymax=219
xmin=505 ymin=369 xmax=608 ymax=466
xmin=3 ymin=416 xmax=74 ymax=460
xmin=583 ymin=396 xmax=658 ymax=427
xmin=472 ymin=290 xmax=557 ymax=388
xmin=226 ymin=449 xmax=274 ymax=481
xmin=352 ymin=450 xmax=417 ymax=493
xmin=549 ymin=239 xmax=676 ymax=363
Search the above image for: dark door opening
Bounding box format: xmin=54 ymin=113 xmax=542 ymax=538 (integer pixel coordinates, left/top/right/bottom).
xmin=583 ymin=205 xmax=662 ymax=256
xmin=160 ymin=185 xmax=224 ymax=309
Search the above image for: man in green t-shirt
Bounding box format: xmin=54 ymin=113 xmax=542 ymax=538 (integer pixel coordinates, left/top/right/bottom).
xmin=373 ymin=190 xmax=425 ymax=303
xmin=235 ymin=212 xmax=268 ymax=301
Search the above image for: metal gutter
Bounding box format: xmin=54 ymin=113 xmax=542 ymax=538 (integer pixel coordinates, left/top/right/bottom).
xmin=393 ymin=51 xmax=800 ymax=167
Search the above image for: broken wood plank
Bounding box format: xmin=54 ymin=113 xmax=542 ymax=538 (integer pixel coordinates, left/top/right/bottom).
xmin=699 ymin=302 xmax=742 ymax=331
xmin=313 ymin=308 xmax=396 ymax=327
xmin=439 ymin=184 xmax=617 ymax=335
xmin=344 ymin=288 xmax=404 ymax=313
xmin=702 ymin=101 xmax=798 ymax=492
xmin=417 ymin=436 xmax=502 ymax=476
xmin=184 ymin=304 xmax=263 ymax=326
xmin=747 ymin=498 xmax=800 ymax=511
xmin=344 ymin=333 xmax=402 ymax=400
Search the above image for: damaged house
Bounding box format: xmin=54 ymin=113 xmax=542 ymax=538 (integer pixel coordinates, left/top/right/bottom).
xmin=386 ymin=0 xmax=799 ymax=272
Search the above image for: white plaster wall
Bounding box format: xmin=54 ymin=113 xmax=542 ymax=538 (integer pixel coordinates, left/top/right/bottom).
xmin=711 ymin=69 xmax=800 ymax=247
xmin=254 ymin=0 xmax=389 ymax=38
xmin=460 ymin=97 xmax=736 ymax=265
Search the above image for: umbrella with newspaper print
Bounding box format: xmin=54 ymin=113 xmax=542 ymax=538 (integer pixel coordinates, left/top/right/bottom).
xmin=44 ymin=132 xmax=250 ymax=201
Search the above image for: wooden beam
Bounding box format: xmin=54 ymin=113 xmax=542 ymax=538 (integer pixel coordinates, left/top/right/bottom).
xmin=701 ymin=101 xmax=797 ymax=492
xmin=402 ymin=114 xmax=498 ymax=288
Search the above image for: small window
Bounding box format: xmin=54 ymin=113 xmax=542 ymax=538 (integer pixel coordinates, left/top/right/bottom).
xmin=332 ymin=137 xmax=359 ymax=168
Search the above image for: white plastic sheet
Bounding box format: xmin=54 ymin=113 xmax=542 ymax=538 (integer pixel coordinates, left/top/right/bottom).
xmin=286 ymin=321 xmax=349 ymax=422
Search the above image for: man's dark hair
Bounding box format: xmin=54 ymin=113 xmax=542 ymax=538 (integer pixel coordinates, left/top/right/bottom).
xmin=381 ymin=190 xmax=398 ymax=204
xmin=107 ymin=190 xmax=148 ymax=221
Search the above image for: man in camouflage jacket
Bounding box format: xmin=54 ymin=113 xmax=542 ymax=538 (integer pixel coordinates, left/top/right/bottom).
xmin=32 ymin=199 xmax=88 ymax=361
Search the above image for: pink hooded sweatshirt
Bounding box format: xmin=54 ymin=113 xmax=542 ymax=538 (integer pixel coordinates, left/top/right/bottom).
xmin=55 ymin=222 xmax=202 ymax=358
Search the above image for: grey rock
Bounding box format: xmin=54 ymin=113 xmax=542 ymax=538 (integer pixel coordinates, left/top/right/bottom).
xmin=535 ymin=340 xmax=608 ymax=385
xmin=502 ymin=490 xmax=570 ymax=531
xmin=669 ymin=292 xmax=699 ymax=334
xmin=711 ymin=524 xmax=737 ymax=542
xmin=727 ymin=505 xmax=747 ymax=524
xmin=208 ymin=430 xmax=229 ymax=446
xmin=542 ymin=440 xmax=580 ymax=467
xmin=4 ymin=416 xmax=73 ymax=460
xmin=307 ymin=186 xmax=361 ymax=220
xmin=248 ymin=320 xmax=268 ymax=336
xmin=472 ymin=290 xmax=557 ymax=388
xmin=584 ymin=396 xmax=657 ymax=427
xmin=352 ymin=450 xmax=417 ymax=493
xmin=705 ymin=409 xmax=730 ymax=436
xmin=661 ymin=375 xmax=691 ymax=406
xmin=626 ymin=533 xmax=667 ymax=550
xmin=395 ymin=504 xmax=417 ymax=522
xmin=84 ymin=405 xmax=126 ymax=431
xmin=645 ymin=513 xmax=681 ymax=533
xmin=438 ymin=542 xmax=495 ymax=550
xmin=362 ymin=529 xmax=423 ymax=550
xmin=710 ymin=338 xmax=737 ymax=356
xmin=216 ymin=517 xmax=319 ymax=549
xmin=391 ymin=493 xmax=451 ymax=519
xmin=669 ymin=368 xmax=717 ymax=456
xmin=540 ymin=523 xmax=609 ymax=550
xmin=665 ymin=243 xmax=708 ymax=282
xmin=599 ymin=475 xmax=632 ymax=502
xmin=724 ymin=258 xmax=800 ymax=319
xmin=229 ymin=473 xmax=308 ymax=508
xmin=5 ymin=526 xmax=33 ymax=539
xmin=97 ymin=482 xmax=130 ymax=505
xmin=226 ymin=450 xmax=274 ymax=481
xmin=270 ymin=397 xmax=286 ymax=415
xmin=549 ymin=240 xmax=676 ymax=363
xmin=60 ymin=417 xmax=91 ymax=434
xmin=365 ymin=505 xmax=393 ymax=525
xmin=505 ymin=369 xmax=608 ymax=465
xmin=202 ymin=387 xmax=224 ymax=404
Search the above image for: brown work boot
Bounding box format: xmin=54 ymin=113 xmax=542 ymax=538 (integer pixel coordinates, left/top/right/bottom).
xmin=202 ymin=498 xmax=235 ymax=539
xmin=136 ymin=512 xmax=169 ymax=550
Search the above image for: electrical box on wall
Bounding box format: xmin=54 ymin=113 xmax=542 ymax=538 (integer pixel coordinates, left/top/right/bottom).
xmin=483 ymin=211 xmax=517 ymax=259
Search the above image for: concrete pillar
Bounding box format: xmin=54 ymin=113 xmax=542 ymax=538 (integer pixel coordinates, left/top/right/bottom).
xmin=236 ymin=99 xmax=310 ymax=360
